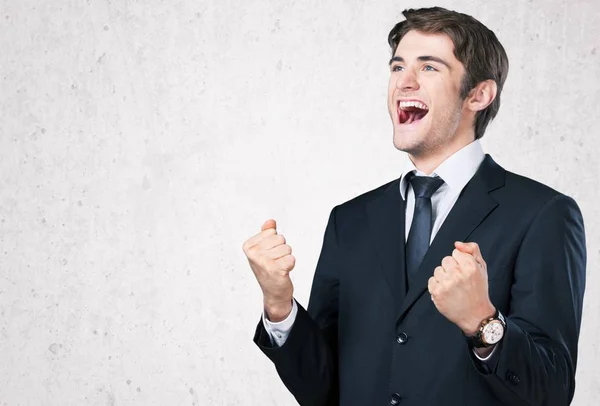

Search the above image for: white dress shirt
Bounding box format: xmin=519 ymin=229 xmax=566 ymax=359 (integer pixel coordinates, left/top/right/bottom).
xmin=262 ymin=140 xmax=496 ymax=360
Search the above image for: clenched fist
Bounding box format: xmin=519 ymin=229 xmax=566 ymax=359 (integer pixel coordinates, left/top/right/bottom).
xmin=242 ymin=219 xmax=295 ymax=322
xmin=428 ymin=241 xmax=496 ymax=336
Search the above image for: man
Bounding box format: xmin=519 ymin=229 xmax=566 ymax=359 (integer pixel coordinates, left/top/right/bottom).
xmin=242 ymin=7 xmax=586 ymax=406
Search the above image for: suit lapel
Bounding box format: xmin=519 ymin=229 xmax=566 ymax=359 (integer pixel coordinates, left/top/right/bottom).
xmin=366 ymin=179 xmax=407 ymax=307
xmin=396 ymin=154 xmax=506 ymax=323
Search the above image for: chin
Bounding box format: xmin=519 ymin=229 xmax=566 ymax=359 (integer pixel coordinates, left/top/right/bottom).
xmin=392 ymin=127 xmax=426 ymax=154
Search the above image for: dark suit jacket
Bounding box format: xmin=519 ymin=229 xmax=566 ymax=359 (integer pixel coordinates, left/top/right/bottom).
xmin=253 ymin=155 xmax=586 ymax=406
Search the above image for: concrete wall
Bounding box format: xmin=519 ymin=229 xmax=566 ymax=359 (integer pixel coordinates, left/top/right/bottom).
xmin=1 ymin=0 xmax=598 ymax=404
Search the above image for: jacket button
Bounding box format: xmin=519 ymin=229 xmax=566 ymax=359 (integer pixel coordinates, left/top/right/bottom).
xmin=396 ymin=332 xmax=408 ymax=344
xmin=506 ymin=370 xmax=520 ymax=385
xmin=389 ymin=393 xmax=401 ymax=405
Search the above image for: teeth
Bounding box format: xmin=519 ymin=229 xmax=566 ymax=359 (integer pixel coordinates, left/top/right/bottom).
xmin=398 ymin=101 xmax=429 ymax=110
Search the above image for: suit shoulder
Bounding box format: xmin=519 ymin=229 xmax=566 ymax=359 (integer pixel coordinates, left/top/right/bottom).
xmin=502 ymin=170 xmax=581 ymax=213
xmin=503 ymin=170 xmax=564 ymax=201
xmin=333 ymin=178 xmax=399 ymax=215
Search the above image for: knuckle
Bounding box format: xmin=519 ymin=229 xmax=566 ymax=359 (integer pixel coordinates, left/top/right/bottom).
xmin=247 ymin=244 xmax=260 ymax=256
xmin=258 ymin=255 xmax=271 ymax=267
xmin=469 ymin=259 xmax=479 ymax=271
xmin=278 ymin=255 xmax=290 ymax=268
xmin=244 ymin=239 xmax=257 ymax=253
xmin=280 ymin=259 xmax=294 ymax=272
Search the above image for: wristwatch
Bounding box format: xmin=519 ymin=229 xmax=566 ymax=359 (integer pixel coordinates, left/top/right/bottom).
xmin=466 ymin=309 xmax=506 ymax=348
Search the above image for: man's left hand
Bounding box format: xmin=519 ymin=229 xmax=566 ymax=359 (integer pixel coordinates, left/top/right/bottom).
xmin=428 ymin=241 xmax=496 ymax=335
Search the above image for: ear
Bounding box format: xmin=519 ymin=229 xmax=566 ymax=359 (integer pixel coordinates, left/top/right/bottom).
xmin=465 ymin=79 xmax=497 ymax=112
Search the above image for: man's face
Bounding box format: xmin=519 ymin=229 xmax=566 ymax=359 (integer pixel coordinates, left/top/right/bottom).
xmin=387 ymin=30 xmax=469 ymax=157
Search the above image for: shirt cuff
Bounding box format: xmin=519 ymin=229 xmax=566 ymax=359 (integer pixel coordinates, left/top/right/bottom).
xmin=261 ymin=299 xmax=298 ymax=347
xmin=473 ymin=343 xmax=498 ymax=361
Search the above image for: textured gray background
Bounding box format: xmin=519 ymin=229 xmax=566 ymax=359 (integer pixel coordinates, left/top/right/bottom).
xmin=0 ymin=0 xmax=598 ymax=405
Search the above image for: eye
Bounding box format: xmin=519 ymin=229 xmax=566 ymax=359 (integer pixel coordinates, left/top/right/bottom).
xmin=423 ymin=65 xmax=437 ymax=72
xmin=391 ymin=64 xmax=404 ymax=72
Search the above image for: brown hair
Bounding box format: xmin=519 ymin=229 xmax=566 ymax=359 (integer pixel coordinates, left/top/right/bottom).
xmin=388 ymin=7 xmax=509 ymax=139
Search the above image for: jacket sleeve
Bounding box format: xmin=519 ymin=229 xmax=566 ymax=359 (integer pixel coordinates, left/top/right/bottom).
xmin=253 ymin=207 xmax=341 ymax=406
xmin=474 ymin=194 xmax=587 ymax=405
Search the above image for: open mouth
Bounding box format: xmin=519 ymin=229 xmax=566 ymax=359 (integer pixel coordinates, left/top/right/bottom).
xmin=398 ymin=100 xmax=429 ymax=125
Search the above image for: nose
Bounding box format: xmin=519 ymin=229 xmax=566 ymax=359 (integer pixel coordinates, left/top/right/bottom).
xmin=396 ymin=69 xmax=419 ymax=92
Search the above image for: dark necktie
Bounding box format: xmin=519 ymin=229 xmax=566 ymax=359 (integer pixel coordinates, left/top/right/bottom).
xmin=405 ymin=174 xmax=445 ymax=285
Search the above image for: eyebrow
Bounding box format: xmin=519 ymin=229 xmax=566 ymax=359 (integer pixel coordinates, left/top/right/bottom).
xmin=388 ymin=55 xmax=452 ymax=70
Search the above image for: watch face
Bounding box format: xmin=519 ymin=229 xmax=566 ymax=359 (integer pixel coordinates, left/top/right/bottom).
xmin=482 ymin=320 xmax=505 ymax=344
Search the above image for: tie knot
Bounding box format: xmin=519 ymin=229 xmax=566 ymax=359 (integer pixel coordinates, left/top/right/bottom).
xmin=408 ymin=174 xmax=444 ymax=199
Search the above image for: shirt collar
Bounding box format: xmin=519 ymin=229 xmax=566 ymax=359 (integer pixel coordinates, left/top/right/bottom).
xmin=399 ymin=139 xmax=486 ymax=200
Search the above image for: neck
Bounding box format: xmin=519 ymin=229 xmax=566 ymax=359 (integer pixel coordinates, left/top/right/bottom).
xmin=409 ymin=132 xmax=476 ymax=174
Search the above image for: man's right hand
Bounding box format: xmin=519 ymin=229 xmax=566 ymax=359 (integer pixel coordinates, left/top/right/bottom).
xmin=242 ymin=219 xmax=295 ymax=322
